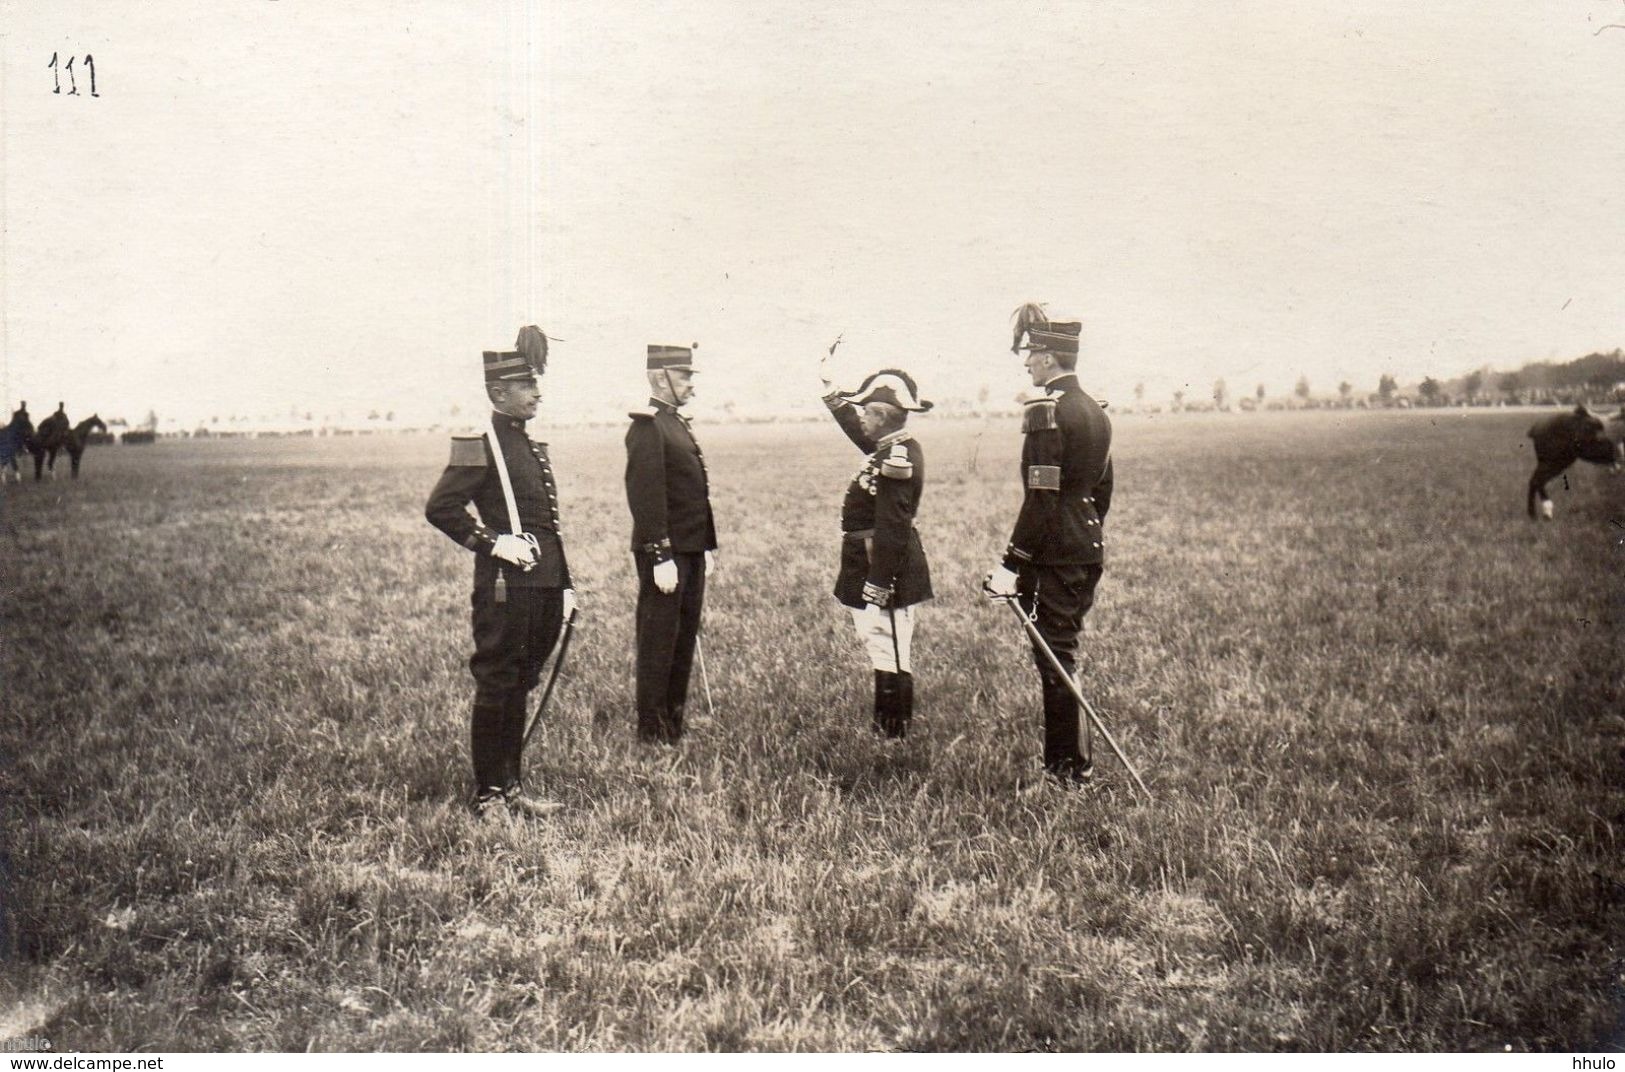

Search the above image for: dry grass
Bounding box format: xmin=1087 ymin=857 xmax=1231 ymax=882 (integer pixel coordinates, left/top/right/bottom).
xmin=1 ymin=409 xmax=1621 ymax=1051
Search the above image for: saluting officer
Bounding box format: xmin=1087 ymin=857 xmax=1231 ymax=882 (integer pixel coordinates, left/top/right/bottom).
xmin=819 ymin=353 xmax=933 ymax=738
xmin=425 ymin=326 xmax=576 ymax=816
xmin=625 ymin=344 xmax=717 ymax=745
xmin=984 ymin=304 xmax=1114 ymax=787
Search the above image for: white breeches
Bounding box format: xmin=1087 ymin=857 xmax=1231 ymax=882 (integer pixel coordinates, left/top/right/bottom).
xmin=848 ymin=604 xmax=915 ymax=674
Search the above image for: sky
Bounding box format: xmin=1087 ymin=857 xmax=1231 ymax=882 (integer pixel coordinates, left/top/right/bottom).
xmin=3 ymin=0 xmax=1624 ymax=427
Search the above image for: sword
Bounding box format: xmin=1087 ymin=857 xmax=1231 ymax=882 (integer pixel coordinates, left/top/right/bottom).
xmin=522 ymin=607 xmax=577 ymax=753
xmin=991 ymin=592 xmax=1153 ymax=801
xmin=695 ymin=634 xmax=716 ymax=721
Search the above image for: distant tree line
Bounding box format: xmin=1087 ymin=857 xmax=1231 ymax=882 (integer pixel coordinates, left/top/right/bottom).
xmin=1404 ymin=349 xmax=1625 ymax=408
xmin=1115 ymin=349 xmax=1624 ymax=414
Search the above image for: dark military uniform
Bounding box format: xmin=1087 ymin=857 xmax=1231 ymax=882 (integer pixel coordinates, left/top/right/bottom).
xmin=1002 ymin=372 xmax=1114 ymax=779
xmin=824 ymin=397 xmax=932 ymax=611
xmin=426 ymin=410 xmax=571 ymax=802
xmin=822 ymin=370 xmax=933 ymax=737
xmin=625 ymin=389 xmax=717 ymax=743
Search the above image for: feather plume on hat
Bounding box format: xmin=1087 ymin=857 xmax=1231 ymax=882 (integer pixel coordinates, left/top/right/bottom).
xmin=515 ymin=325 xmax=549 ymax=376
xmin=1010 ymin=302 xmax=1049 ymax=354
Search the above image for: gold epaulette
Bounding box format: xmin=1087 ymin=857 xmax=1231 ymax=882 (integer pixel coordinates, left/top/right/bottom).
xmin=448 ymin=435 xmax=488 ymax=467
xmin=628 ymin=406 xmax=660 ymax=421
xmin=1021 ymin=395 xmax=1058 ymax=434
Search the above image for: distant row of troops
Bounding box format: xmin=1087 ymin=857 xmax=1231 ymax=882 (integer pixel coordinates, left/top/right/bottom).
xmin=425 ymin=306 xmax=1114 ymax=817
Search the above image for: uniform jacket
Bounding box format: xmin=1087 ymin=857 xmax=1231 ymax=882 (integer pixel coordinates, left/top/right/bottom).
xmin=823 ymin=393 xmax=933 ymax=609
xmin=1003 ymin=373 xmax=1113 ymax=570
xmin=625 ymin=399 xmax=717 ymax=559
xmin=425 ymin=412 xmax=571 ymax=589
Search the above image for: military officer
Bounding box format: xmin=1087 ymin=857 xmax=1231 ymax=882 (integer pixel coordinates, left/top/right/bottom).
xmin=984 ymin=304 xmax=1114 ymax=786
xmin=625 ymin=344 xmax=717 ymax=744
xmin=819 ymin=355 xmax=933 ymax=738
xmin=425 ymin=326 xmax=576 ymax=816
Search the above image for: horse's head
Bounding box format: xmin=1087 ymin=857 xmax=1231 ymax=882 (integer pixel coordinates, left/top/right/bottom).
xmin=87 ymin=414 xmax=107 ymax=434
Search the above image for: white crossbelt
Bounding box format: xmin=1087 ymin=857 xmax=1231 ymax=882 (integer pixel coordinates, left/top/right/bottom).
xmin=487 ymin=416 xmax=540 ymax=561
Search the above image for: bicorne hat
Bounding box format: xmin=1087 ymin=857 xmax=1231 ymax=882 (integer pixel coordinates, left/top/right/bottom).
xmin=841 ymin=368 xmax=933 ymax=412
xmin=483 ymin=325 xmax=549 ymax=384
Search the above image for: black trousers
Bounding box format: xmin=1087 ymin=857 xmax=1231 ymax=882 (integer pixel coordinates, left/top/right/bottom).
xmin=468 ymin=585 xmax=564 ymax=789
xmin=633 ymin=550 xmax=706 ymax=741
xmin=1017 ymin=563 xmax=1103 ymax=775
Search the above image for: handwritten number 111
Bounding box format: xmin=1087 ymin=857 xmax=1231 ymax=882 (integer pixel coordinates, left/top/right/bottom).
xmin=48 ymin=53 xmax=98 ymax=97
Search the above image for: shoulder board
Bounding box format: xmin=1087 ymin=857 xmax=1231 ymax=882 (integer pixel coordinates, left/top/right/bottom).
xmin=628 ymin=406 xmax=660 ymax=421
xmin=448 ymin=435 xmax=488 ymax=467
xmin=1021 ymin=396 xmax=1058 ymax=434
xmin=879 ymin=442 xmax=914 ymax=479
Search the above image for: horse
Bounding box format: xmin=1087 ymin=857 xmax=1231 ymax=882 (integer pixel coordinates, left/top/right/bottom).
xmin=60 ymin=415 xmax=108 ymax=478
xmin=0 ymin=405 xmax=34 ymax=483
xmin=27 ymin=405 xmax=106 ymax=480
xmin=26 ymin=403 xmax=69 ymax=480
xmin=1526 ymin=405 xmax=1624 ymax=518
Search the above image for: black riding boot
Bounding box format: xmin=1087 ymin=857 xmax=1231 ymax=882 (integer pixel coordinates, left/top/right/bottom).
xmin=496 ymin=692 xmax=562 ymax=816
xmin=892 ymin=671 xmax=914 ymax=738
xmin=871 ymin=675 xmax=910 ymax=740
xmin=501 ymin=693 xmax=530 ymax=792
xmin=872 ymin=670 xmax=899 ymax=737
xmin=469 ymin=702 xmax=507 ymax=812
xmin=1041 ymin=676 xmax=1092 ymax=784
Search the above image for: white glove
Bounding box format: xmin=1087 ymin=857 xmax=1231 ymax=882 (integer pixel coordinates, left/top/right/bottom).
xmin=984 ymin=565 xmax=1019 ymax=599
xmin=492 ymin=534 xmax=538 ymax=569
xmin=653 ymin=558 xmax=679 ymax=594
xmin=704 ymin=550 xmax=717 ymax=577
xmin=562 ymin=588 xmax=579 ymax=620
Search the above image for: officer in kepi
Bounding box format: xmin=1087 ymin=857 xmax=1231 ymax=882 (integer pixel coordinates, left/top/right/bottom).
xmin=625 ymin=343 xmax=717 ymax=745
xmin=984 ymin=304 xmax=1114 ymax=787
xmin=425 ymin=326 xmax=577 ymax=817
xmin=819 ymin=348 xmax=933 ymax=738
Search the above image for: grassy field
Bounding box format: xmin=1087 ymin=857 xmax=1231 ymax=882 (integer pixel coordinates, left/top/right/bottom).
xmin=1 ymin=409 xmax=1621 ymax=1052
